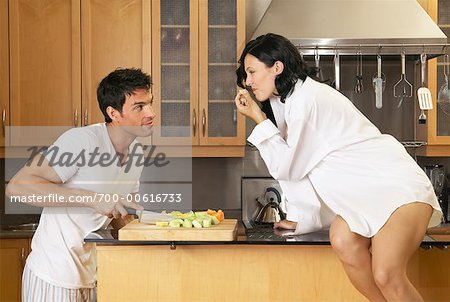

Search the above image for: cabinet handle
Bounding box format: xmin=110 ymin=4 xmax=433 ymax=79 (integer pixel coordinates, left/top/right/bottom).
xmin=21 ymin=247 xmax=25 ymax=269
xmin=202 ymin=109 xmax=206 ymax=137
xmin=84 ymin=109 xmax=88 ymax=126
xmin=192 ymin=109 xmax=197 ymax=137
xmin=2 ymin=108 xmax=5 ymax=136
xmin=74 ymin=109 xmax=78 ymax=127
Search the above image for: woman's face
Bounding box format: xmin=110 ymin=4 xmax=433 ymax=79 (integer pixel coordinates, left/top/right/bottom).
xmin=244 ymin=54 xmax=282 ymax=101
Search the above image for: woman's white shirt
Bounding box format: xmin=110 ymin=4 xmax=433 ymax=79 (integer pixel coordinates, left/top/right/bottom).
xmin=248 ymin=77 xmax=442 ymax=236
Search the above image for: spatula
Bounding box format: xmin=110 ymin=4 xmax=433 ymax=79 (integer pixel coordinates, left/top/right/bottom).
xmin=418 ymin=52 xmax=433 ymax=124
xmin=373 ymin=55 xmax=384 ymax=109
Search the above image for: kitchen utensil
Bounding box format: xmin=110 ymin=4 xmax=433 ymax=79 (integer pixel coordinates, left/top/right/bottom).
xmin=372 ymin=54 xmax=385 ymax=109
xmin=333 ymin=48 xmax=340 ymax=90
xmin=417 ymin=52 xmax=433 ymax=124
xmin=314 ymin=47 xmax=323 ymax=80
xmin=425 ymin=164 xmax=446 ymax=197
xmin=424 ymin=164 xmax=447 ymax=223
xmin=437 ymin=53 xmax=450 ymax=116
xmin=137 ymin=210 xmax=176 ymax=224
xmin=254 ymin=187 xmax=286 ymax=224
xmin=354 ymin=50 xmax=364 ymax=93
xmin=393 ymin=51 xmax=413 ymax=108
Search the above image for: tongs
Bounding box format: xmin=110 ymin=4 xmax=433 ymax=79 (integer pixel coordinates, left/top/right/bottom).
xmin=393 ymin=51 xmax=412 ymax=108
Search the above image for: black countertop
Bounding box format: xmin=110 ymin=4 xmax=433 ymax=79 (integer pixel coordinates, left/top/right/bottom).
xmin=0 ymin=229 xmax=35 ymax=239
xmin=84 ymin=223 xmax=449 ymax=247
xmin=2 ymin=222 xmax=448 ymax=247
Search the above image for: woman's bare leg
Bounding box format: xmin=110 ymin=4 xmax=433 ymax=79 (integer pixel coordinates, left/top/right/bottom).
xmin=330 ymin=216 xmax=386 ymax=302
xmin=371 ymin=202 xmax=432 ymax=302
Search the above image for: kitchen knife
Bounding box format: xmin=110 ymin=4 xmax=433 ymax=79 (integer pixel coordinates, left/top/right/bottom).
xmin=137 ymin=210 xmax=174 ymax=224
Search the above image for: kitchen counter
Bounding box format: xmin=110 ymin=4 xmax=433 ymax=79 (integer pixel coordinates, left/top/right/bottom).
xmin=85 ymin=222 xmax=450 ymax=247
xmin=0 ymin=223 xmax=39 ymax=239
xmin=2 ymin=221 xmax=448 ymax=244
xmin=0 ymin=229 xmax=35 ymax=239
xmin=93 ymin=222 xmax=450 ymax=302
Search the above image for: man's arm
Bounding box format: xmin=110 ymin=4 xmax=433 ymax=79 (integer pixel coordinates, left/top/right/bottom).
xmin=6 ymin=154 xmax=94 ymax=207
xmin=6 ymin=154 xmax=142 ymax=218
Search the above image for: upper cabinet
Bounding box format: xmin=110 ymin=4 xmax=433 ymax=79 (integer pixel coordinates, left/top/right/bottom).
xmin=81 ymin=0 xmax=151 ymax=126
xmin=0 ymin=0 xmax=151 ymax=144
xmin=0 ymin=0 xmax=9 ymax=147
xmin=8 ymin=0 xmax=81 ymax=128
xmin=1 ymin=0 xmax=244 ymax=156
xmin=417 ymin=0 xmax=450 ymax=156
xmin=152 ymin=0 xmax=246 ymax=157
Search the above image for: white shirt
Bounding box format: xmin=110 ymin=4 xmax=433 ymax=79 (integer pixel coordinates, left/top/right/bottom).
xmin=27 ymin=123 xmax=143 ymax=289
xmin=248 ymin=77 xmax=443 ymax=237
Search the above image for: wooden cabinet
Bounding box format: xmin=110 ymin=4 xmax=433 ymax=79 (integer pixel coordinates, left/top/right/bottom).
xmin=416 ymin=248 xmax=450 ymax=301
xmin=0 ymin=0 xmax=151 ymax=140
xmin=1 ymin=0 xmax=244 ymax=156
xmin=417 ymin=0 xmax=450 ymax=156
xmin=97 ymin=245 xmax=364 ymax=301
xmin=96 ymin=244 xmax=450 ymax=302
xmin=0 ymin=0 xmax=8 ymax=147
xmin=151 ymin=0 xmax=246 ymax=157
xmin=0 ymin=0 xmax=80 ymax=149
xmin=81 ymin=0 xmax=151 ymax=126
xmin=0 ymin=238 xmax=31 ymax=302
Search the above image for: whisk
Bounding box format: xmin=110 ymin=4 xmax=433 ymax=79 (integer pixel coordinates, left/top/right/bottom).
xmin=438 ymin=53 xmax=450 ymax=116
xmin=393 ymin=51 xmax=413 ymax=108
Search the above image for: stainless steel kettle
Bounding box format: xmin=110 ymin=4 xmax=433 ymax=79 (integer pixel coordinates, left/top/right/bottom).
xmin=254 ymin=187 xmax=286 ymax=223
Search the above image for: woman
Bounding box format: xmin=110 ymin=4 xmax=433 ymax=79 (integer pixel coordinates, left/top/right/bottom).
xmin=235 ymin=33 xmax=442 ymax=302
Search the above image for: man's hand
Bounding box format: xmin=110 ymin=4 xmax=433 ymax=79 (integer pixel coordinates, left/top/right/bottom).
xmin=90 ymin=195 xmax=144 ymax=219
xmin=273 ymin=219 xmax=297 ymax=230
xmin=234 ymin=90 xmax=267 ymax=124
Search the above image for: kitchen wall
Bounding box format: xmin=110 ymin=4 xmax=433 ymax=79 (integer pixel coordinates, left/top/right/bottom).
xmin=245 ymin=0 xmax=272 ymax=39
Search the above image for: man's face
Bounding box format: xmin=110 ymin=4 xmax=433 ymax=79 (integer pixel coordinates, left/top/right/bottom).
xmin=116 ymin=88 xmax=156 ymax=137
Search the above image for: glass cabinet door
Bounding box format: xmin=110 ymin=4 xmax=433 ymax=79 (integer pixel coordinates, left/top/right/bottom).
xmin=436 ymin=0 xmax=450 ymax=137
xmin=153 ymin=0 xmax=198 ymax=145
xmin=199 ymin=0 xmax=245 ymax=145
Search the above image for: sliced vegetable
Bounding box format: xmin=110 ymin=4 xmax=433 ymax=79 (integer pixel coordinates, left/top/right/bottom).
xmin=192 ymin=220 xmax=203 ymax=229
xmin=156 ymin=209 xmax=225 ymax=228
xmin=155 ymin=221 xmax=169 ymax=227
xmin=169 ymin=219 xmax=182 ymax=228
xmin=182 ymin=219 xmax=193 ymax=228
xmin=210 ymin=215 xmax=220 ymax=225
xmin=203 ymin=219 xmax=211 ymax=228
xmin=215 ymin=209 xmax=225 ymax=222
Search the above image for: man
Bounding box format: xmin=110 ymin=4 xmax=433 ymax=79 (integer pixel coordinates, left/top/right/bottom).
xmin=6 ymin=68 xmax=155 ymax=301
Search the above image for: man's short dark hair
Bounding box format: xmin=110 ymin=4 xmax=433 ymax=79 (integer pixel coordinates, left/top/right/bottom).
xmin=97 ymin=68 xmax=151 ymax=123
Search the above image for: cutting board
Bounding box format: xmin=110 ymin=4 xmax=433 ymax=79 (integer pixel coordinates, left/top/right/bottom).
xmin=118 ymin=219 xmax=238 ymax=241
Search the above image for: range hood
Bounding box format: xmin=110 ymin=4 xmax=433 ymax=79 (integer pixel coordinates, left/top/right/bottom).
xmin=251 ymin=0 xmax=448 ymax=55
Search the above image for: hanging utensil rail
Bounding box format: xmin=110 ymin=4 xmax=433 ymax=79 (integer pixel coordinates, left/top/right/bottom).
xmin=296 ymin=43 xmax=449 ymax=56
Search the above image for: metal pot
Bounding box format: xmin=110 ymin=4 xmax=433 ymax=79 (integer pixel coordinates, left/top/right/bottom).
xmin=254 ymin=187 xmax=286 ymax=223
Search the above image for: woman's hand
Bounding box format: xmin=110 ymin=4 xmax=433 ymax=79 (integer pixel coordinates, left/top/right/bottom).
xmin=234 ymin=90 xmax=267 ymax=124
xmin=273 ymin=219 xmax=297 ymax=230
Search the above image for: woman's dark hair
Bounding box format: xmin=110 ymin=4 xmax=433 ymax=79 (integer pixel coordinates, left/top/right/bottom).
xmin=97 ymin=68 xmax=151 ymax=123
xmin=236 ymin=33 xmax=316 ymax=103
